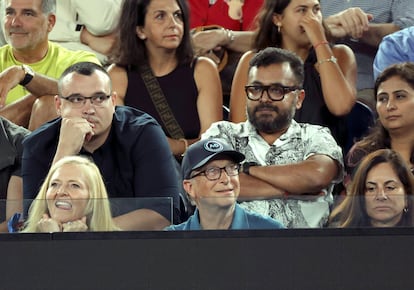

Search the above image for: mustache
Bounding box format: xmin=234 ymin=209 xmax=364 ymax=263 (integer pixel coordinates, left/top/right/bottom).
xmin=9 ymin=28 xmax=26 ymax=34
xmin=254 ymin=104 xmax=279 ymax=114
xmin=82 ymin=116 xmax=99 ymax=123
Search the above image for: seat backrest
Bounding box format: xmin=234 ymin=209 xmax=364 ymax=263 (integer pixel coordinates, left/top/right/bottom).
xmin=345 ymin=101 xmax=376 ymax=155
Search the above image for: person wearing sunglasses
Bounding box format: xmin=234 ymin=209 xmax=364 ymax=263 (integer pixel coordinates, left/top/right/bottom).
xmin=166 ymin=138 xmax=284 ymax=230
xmin=202 ymin=47 xmax=344 ymax=228
xmin=21 ymin=61 xmax=181 ymax=231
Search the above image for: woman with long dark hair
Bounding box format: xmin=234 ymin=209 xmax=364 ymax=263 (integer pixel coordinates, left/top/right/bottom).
xmin=108 ymin=0 xmax=223 ymax=158
xmin=330 ymin=149 xmax=414 ymax=227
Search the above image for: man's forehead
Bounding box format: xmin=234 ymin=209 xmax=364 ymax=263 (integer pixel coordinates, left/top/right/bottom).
xmin=204 ymin=157 xmax=235 ymax=167
xmin=61 ymin=71 xmax=110 ymax=95
xmin=249 ymin=62 xmax=295 ymax=84
xmin=6 ymin=0 xmax=42 ymax=9
xmin=61 ymin=71 xmax=109 ymax=84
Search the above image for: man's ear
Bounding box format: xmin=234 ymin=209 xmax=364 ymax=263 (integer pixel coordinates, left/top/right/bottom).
xmin=47 ymin=14 xmax=56 ymax=32
xmin=183 ymin=180 xmax=195 ymax=200
xmin=54 ymin=95 xmax=62 ymax=115
xmin=295 ymin=89 xmax=305 ymax=110
xmin=111 ymin=91 xmax=117 ymax=105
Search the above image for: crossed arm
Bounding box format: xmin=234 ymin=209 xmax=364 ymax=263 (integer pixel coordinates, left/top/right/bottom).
xmin=239 ymin=155 xmax=339 ymax=200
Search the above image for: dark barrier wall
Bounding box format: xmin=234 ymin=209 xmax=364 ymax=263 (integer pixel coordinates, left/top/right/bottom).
xmin=1 ymin=228 xmax=414 ymax=290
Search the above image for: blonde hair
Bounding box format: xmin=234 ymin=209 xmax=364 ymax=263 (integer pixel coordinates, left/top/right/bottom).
xmin=23 ymin=156 xmax=119 ymax=232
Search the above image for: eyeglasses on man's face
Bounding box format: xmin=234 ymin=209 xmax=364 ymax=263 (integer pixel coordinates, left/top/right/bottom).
xmin=191 ymin=163 xmax=240 ymax=181
xmin=60 ymin=93 xmax=111 ymax=108
xmin=244 ymin=84 xmax=301 ymax=101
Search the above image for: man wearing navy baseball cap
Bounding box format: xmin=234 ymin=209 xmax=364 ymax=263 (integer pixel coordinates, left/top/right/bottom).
xmin=166 ymin=139 xmax=284 ymax=230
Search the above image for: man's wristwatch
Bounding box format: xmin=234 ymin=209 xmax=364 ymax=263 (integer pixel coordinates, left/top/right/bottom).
xmin=241 ymin=162 xmax=258 ymax=175
xmin=19 ymin=64 xmax=34 ymax=86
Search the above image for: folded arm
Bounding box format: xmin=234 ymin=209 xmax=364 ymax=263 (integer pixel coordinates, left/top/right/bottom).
xmin=239 ymin=155 xmax=339 ymax=199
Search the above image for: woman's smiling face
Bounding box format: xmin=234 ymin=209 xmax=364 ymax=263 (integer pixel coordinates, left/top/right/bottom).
xmin=46 ymin=163 xmax=90 ymax=223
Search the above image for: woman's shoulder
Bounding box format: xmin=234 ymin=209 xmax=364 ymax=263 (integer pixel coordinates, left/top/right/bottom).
xmin=194 ymin=56 xmax=219 ymax=70
xmin=331 ymin=44 xmax=355 ymax=61
xmin=240 ymin=50 xmax=255 ymax=62
xmin=107 ymin=63 xmax=127 ymax=75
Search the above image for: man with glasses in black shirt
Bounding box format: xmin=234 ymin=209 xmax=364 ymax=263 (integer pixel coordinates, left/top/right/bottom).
xmin=22 ymin=62 xmax=180 ymax=230
xmin=202 ymin=47 xmax=344 ymax=228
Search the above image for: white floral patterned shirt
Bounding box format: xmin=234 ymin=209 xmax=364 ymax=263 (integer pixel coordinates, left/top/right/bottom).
xmin=202 ymin=120 xmax=344 ymax=228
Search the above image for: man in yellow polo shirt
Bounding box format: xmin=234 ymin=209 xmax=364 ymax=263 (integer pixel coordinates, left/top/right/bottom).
xmin=0 ymin=0 xmax=99 ymax=130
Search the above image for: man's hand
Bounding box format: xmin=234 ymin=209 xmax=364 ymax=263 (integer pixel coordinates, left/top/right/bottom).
xmin=192 ymin=29 xmax=227 ymax=56
xmin=0 ymin=65 xmax=25 ymax=107
xmin=325 ymin=7 xmax=374 ymax=39
xmin=53 ymin=117 xmax=95 ymax=163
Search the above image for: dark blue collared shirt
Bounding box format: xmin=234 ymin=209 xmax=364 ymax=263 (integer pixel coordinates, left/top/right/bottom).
xmin=22 ymin=106 xmax=180 ymax=222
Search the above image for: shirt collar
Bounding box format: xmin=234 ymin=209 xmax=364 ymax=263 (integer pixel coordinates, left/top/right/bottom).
xmin=243 ymin=119 xmax=301 ymax=145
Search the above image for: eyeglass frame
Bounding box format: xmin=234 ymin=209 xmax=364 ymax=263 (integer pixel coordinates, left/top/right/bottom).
xmin=190 ymin=163 xmax=241 ymax=181
xmin=59 ymin=93 xmax=112 ymax=107
xmin=244 ymin=83 xmax=301 ymax=101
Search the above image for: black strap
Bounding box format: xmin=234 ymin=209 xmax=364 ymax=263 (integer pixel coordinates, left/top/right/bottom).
xmin=140 ymin=64 xmax=185 ymax=139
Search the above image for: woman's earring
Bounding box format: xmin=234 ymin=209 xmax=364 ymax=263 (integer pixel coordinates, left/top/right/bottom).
xmin=404 ymin=207 xmax=408 ymax=213
xmin=277 ymin=23 xmax=281 ymax=34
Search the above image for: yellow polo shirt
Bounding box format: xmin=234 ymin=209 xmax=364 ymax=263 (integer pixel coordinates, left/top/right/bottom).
xmin=0 ymin=41 xmax=100 ymax=104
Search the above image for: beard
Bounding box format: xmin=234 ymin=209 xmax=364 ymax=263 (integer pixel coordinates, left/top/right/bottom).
xmin=247 ymin=103 xmax=294 ymax=134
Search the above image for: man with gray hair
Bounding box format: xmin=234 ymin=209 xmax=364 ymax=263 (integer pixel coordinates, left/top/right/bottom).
xmin=0 ymin=0 xmax=99 ymax=130
xmin=202 ymin=47 xmax=344 ymax=228
xmin=166 ymin=138 xmax=284 ymax=230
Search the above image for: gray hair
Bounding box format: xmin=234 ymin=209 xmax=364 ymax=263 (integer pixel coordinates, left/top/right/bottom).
xmin=41 ymin=0 xmax=56 ymax=14
xmin=2 ymin=0 xmax=55 ymax=14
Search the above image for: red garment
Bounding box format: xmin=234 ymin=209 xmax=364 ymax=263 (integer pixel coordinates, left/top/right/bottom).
xmin=189 ymin=0 xmax=263 ymax=31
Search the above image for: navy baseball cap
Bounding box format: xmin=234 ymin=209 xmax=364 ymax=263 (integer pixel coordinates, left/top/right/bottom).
xmin=182 ymin=139 xmax=245 ymax=179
